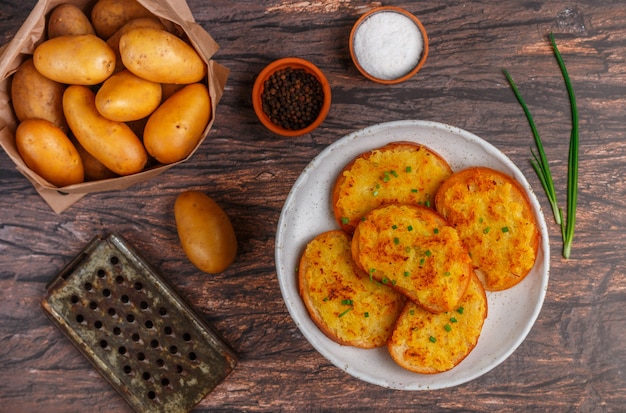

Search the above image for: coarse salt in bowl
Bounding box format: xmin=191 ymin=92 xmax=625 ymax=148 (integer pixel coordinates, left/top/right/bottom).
xmin=350 ymin=6 xmax=429 ymax=84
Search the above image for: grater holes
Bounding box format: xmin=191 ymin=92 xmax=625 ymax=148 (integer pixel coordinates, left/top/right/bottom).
xmin=110 ymin=255 xmax=119 ymax=265
xmin=150 ymin=339 xmax=159 ymax=348
xmin=89 ymin=301 xmax=98 ymax=310
xmin=183 ymin=332 xmax=191 ymax=342
xmin=140 ymin=301 xmax=149 ymax=310
xmin=100 ymin=339 xmax=108 ymax=349
xmin=147 ymin=391 xmax=156 ymax=400
xmin=156 ymin=358 xmax=164 ymax=367
xmin=84 ymin=282 xmax=93 ymax=291
xmin=76 ymin=314 xmax=85 ymax=323
xmin=145 ymin=320 xmax=153 ymax=329
xmin=123 ymin=365 xmax=132 ymax=374
xmin=137 ymin=352 xmax=146 ymax=361
xmin=71 ymin=295 xmax=79 ymax=304
xmin=108 ymin=307 xmax=116 ymax=316
xmin=127 ymin=314 xmax=135 ymax=323
xmin=132 ymin=333 xmax=140 ymax=342
xmin=102 ymin=288 xmax=111 ymax=297
xmin=159 ymin=307 xmax=167 ymax=316
xmin=118 ymin=346 xmax=127 ymax=355
xmin=115 ymin=275 xmax=124 ymax=284
xmin=95 ymin=320 xmax=103 ymax=329
xmin=142 ymin=372 xmax=151 ymax=380
xmin=160 ymin=377 xmax=170 ymax=386
xmin=121 ymin=294 xmax=130 ymax=304
xmin=164 ymin=326 xmax=173 ymax=335
xmin=134 ymin=282 xmax=143 ymax=291
xmin=97 ymin=269 xmax=106 ymax=278
xmin=113 ymin=327 xmax=121 ymax=335
xmin=188 ymin=352 xmax=197 ymax=361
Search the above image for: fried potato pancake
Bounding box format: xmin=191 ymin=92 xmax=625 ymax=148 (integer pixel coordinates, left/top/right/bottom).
xmin=435 ymin=167 xmax=540 ymax=291
xmin=351 ymin=204 xmax=472 ymax=314
xmin=332 ymin=142 xmax=452 ymax=234
xmin=388 ymin=272 xmax=487 ymax=374
xmin=298 ymin=230 xmax=405 ymax=348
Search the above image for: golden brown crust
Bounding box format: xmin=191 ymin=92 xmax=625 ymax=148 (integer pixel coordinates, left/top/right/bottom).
xmin=332 ymin=142 xmax=452 ymax=234
xmin=388 ymin=272 xmax=487 ymax=374
xmin=434 ymin=167 xmax=540 ymax=291
xmin=351 ymin=204 xmax=472 ymax=314
xmin=298 ymin=230 xmax=405 ymax=348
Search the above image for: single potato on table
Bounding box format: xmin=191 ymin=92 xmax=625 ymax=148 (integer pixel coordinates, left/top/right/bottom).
xmin=175 ymin=191 xmax=237 ymax=274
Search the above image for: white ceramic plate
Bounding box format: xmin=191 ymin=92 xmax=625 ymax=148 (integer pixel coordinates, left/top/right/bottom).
xmin=275 ymin=120 xmax=550 ymax=390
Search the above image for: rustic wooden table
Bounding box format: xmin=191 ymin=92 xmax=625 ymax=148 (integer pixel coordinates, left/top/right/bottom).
xmin=1 ymin=1 xmax=625 ymax=412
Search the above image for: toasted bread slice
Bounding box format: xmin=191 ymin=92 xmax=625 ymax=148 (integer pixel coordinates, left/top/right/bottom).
xmin=351 ymin=204 xmax=472 ymax=314
xmin=332 ymin=142 xmax=452 ymax=233
xmin=388 ymin=272 xmax=487 ymax=374
xmin=434 ymin=167 xmax=540 ymax=291
xmin=298 ymin=230 xmax=405 ymax=348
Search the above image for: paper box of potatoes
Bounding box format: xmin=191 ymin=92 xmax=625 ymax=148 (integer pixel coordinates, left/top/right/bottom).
xmin=0 ymin=0 xmax=228 ymax=213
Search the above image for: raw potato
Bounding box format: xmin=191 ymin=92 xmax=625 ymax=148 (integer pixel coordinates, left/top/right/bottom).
xmin=96 ymin=69 xmax=162 ymax=122
xmin=47 ymin=3 xmax=95 ymax=38
xmin=10 ymin=59 xmax=67 ymax=132
xmin=73 ymin=138 xmax=117 ymax=181
xmin=175 ymin=191 xmax=237 ymax=274
xmin=63 ymin=85 xmax=147 ymax=175
xmin=91 ymin=0 xmax=155 ymax=39
xmin=119 ymin=27 xmax=207 ymax=84
xmin=143 ymin=83 xmax=211 ymax=164
xmin=16 ymin=119 xmax=84 ymax=187
xmin=33 ymin=34 xmax=116 ymax=85
xmin=106 ymin=17 xmax=167 ymax=73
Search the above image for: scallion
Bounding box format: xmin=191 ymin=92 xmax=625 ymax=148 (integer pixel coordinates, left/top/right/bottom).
xmin=503 ymin=32 xmax=579 ymax=259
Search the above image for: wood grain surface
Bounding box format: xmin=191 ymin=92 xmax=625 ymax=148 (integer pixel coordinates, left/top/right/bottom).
xmin=1 ymin=1 xmax=625 ymax=412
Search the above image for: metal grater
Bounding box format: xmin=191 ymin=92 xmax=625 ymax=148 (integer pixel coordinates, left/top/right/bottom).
xmin=41 ymin=233 xmax=238 ymax=413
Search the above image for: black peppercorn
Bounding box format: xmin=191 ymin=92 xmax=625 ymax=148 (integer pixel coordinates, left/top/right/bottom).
xmin=261 ymin=67 xmax=324 ymax=131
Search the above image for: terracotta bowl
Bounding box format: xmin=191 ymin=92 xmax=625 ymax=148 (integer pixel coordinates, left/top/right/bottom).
xmin=349 ymin=6 xmax=429 ymax=84
xmin=252 ymin=57 xmax=332 ymax=137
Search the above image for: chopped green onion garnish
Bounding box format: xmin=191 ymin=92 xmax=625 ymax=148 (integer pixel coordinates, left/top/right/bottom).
xmin=341 ymin=217 xmax=349 ymax=224
xmin=433 ymin=228 xmax=439 ymax=234
xmin=406 ymin=166 xmax=412 ymax=173
xmin=457 ymin=307 xmax=464 ymax=314
xmin=483 ymin=227 xmax=491 ymax=234
xmin=407 ymin=225 xmax=413 ymax=231
xmin=444 ymin=324 xmax=452 ymax=332
xmin=341 ymin=299 xmax=353 ymax=306
xmin=429 ymin=336 xmax=437 ymax=343
xmin=392 ymin=224 xmax=397 ymax=229
xmin=364 ymin=312 xmax=369 ymax=318
xmin=425 ymin=250 xmax=432 ymax=257
xmin=501 ymin=227 xmax=509 ymax=233
xmin=393 ymin=237 xmax=400 ymax=245
xmin=450 ymin=317 xmax=457 ymax=323
xmin=404 ymin=271 xmax=410 ymax=277
xmin=338 ymin=308 xmax=351 ymax=318
xmin=411 ymin=188 xmax=418 ymax=193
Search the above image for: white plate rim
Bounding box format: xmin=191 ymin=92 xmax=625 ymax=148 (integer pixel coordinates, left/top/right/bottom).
xmin=275 ymin=119 xmax=550 ymax=390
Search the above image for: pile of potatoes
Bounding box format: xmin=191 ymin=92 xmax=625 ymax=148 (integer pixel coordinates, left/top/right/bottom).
xmin=11 ymin=0 xmax=212 ymax=187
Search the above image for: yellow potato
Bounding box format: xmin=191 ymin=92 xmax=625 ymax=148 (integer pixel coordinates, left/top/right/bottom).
xmin=143 ymin=83 xmax=211 ymax=164
xmin=96 ymin=69 xmax=162 ymax=122
xmin=73 ymin=138 xmax=118 ymax=181
xmin=16 ymin=119 xmax=84 ymax=187
xmin=47 ymin=3 xmax=95 ymax=38
xmin=10 ymin=59 xmax=67 ymax=132
xmin=63 ymin=85 xmax=147 ymax=175
xmin=119 ymin=27 xmax=207 ymax=84
xmin=106 ymin=17 xmax=167 ymax=73
xmin=33 ymin=34 xmax=116 ymax=85
xmin=91 ymin=0 xmax=155 ymax=39
xmin=174 ymin=191 xmax=237 ymax=274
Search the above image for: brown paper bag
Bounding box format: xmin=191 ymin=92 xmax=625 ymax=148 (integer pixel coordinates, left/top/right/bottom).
xmin=0 ymin=0 xmax=229 ymax=213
